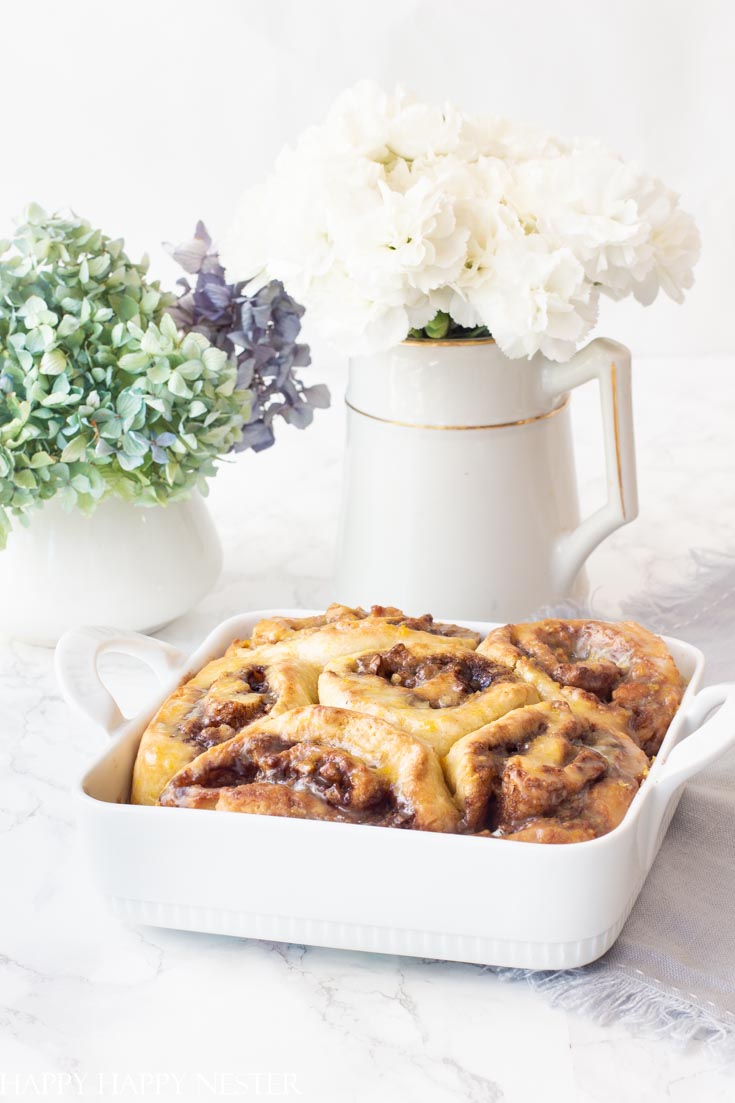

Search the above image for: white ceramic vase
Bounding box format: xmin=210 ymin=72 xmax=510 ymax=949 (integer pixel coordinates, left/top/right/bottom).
xmin=0 ymin=492 xmax=222 ymax=645
xmin=336 ymin=337 xmax=638 ymax=621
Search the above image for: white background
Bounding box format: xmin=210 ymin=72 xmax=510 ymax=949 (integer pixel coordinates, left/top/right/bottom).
xmin=2 ymin=7 xmax=735 ymax=1097
xmin=0 ymin=0 xmax=731 ymax=359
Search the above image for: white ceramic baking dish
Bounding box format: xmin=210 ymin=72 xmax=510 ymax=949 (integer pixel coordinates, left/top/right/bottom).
xmin=56 ymin=611 xmax=735 ymax=970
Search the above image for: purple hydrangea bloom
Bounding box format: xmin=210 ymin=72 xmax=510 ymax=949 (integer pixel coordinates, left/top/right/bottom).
xmin=166 ymin=222 xmax=329 ymax=453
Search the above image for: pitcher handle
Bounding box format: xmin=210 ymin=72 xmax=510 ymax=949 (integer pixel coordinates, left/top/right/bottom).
xmin=543 ymin=338 xmax=639 ymax=594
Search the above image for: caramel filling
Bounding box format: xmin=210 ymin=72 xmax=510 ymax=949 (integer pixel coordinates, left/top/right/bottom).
xmin=191 ymin=734 xmax=414 ymax=827
xmin=517 ymin=624 xmax=624 ymax=701
xmin=463 ymin=718 xmax=640 ymax=839
xmin=181 ymin=666 xmax=276 ymax=750
xmin=355 ymin=644 xmax=511 ymax=708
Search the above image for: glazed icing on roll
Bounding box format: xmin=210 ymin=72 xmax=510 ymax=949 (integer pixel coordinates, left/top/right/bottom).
xmin=318 ymin=640 xmax=538 ymax=756
xmin=478 ymin=619 xmax=684 ymax=755
xmin=159 ymin=705 xmax=461 ymax=833
xmin=443 ymin=700 xmax=650 ymax=842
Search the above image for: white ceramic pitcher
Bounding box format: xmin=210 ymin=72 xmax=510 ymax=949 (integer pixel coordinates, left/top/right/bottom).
xmin=336 ymin=337 xmax=638 ymax=620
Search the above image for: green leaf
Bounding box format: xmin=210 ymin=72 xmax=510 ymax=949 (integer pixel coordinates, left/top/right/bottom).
xmin=202 ymin=346 xmax=227 ymax=373
xmin=88 ymin=254 xmax=110 ymax=278
xmin=167 ymin=371 xmax=190 ymax=398
xmin=56 ymin=485 xmax=78 ymax=510
xmin=95 ymin=437 xmax=115 ymax=457
xmin=26 ymin=328 xmax=47 ymax=354
xmin=30 ymin=451 xmax=55 ymax=468
xmin=61 ymin=435 xmax=89 ymax=462
xmin=25 ymin=202 xmax=47 ymax=225
xmin=215 ymin=376 xmax=235 ymax=397
xmin=110 ymin=294 xmax=139 ymax=321
xmin=160 ymin=312 xmax=178 ymax=341
xmin=144 ymin=396 xmax=167 ymax=414
xmin=122 ymin=430 xmax=149 ymax=456
xmin=51 ymin=372 xmax=70 ymax=395
xmin=424 ymin=311 xmax=451 ymax=340
xmin=140 ymin=289 xmax=161 ymax=314
xmin=118 ymin=352 xmax=149 ymax=373
xmin=13 ymin=469 xmax=37 ymax=490
xmin=40 ymin=348 xmax=67 ymax=375
xmin=141 ymin=326 xmax=163 ymax=355
xmin=116 ymin=390 xmax=144 ymax=421
xmin=178 ymin=358 xmax=206 ymax=380
xmin=147 ymin=359 xmax=171 ymax=384
xmin=14 ymin=349 xmax=33 ymax=372
xmin=98 ymin=415 xmax=123 ymax=440
xmin=57 ymin=314 xmax=80 ymax=338
xmin=117 ymin=451 xmax=144 ymax=471
xmin=86 ymin=467 xmax=107 ymax=498
xmin=70 ymin=473 xmax=92 ymax=494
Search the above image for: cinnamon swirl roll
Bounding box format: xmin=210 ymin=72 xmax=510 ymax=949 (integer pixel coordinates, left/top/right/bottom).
xmin=479 ymin=619 xmax=683 ymax=755
xmin=443 ymin=700 xmax=650 ymax=842
xmin=254 ymin=604 xmax=478 ymax=670
xmin=159 ymin=705 xmax=461 ymax=833
xmin=318 ymin=641 xmax=539 ymax=756
xmin=252 ymin=603 xmax=481 ymax=649
xmin=131 ymin=643 xmax=317 ymax=806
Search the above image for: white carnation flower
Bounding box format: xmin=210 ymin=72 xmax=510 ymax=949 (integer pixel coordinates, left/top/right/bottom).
xmin=223 ymin=83 xmax=699 ymax=361
xmin=471 ymin=115 xmax=572 ymax=161
xmin=334 ymin=175 xmax=469 ymax=298
xmin=469 ymin=238 xmax=599 ymax=361
xmin=317 ymin=81 xmax=468 ymax=162
xmin=511 ymin=150 xmax=651 ymax=298
xmin=628 ymin=178 xmax=701 ymax=305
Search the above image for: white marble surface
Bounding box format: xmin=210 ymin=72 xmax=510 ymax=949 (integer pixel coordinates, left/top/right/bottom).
xmin=2 ymin=354 xmax=735 ymax=1102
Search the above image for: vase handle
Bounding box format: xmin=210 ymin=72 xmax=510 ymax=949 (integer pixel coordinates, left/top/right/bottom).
xmin=543 ymin=338 xmax=639 ymax=595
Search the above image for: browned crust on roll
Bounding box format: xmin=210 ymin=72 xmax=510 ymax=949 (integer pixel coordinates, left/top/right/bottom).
xmin=131 ymin=642 xmax=319 ymax=806
xmin=252 ymin=603 xmax=481 ymax=649
xmin=443 ymin=700 xmax=649 ymax=839
xmin=160 ymin=705 xmax=461 ymax=833
xmin=319 ymin=641 xmax=538 ymax=756
xmin=478 ymin=619 xmax=683 ymax=756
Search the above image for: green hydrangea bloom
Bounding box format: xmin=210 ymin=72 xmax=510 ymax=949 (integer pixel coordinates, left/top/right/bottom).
xmin=0 ymin=206 xmax=250 ymax=547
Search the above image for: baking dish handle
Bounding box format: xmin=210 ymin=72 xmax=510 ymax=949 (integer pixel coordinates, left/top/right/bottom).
xmin=639 ymin=683 xmax=735 ymax=867
xmin=653 ymin=682 xmax=735 ymax=795
xmin=55 ymin=626 xmax=186 ymax=736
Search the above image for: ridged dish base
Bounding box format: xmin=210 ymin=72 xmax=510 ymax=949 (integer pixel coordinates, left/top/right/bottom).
xmin=109 ymin=897 xmax=630 ymax=969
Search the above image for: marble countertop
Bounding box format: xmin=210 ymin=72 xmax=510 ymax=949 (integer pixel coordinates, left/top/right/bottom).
xmin=2 ymin=354 xmax=735 ymax=1102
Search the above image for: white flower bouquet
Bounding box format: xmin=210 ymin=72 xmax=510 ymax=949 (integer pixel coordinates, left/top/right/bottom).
xmin=224 ymin=83 xmax=700 ymax=361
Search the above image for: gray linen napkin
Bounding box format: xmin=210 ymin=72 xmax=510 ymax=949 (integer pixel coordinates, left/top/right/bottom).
xmin=504 ymin=549 xmax=735 ymax=1049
